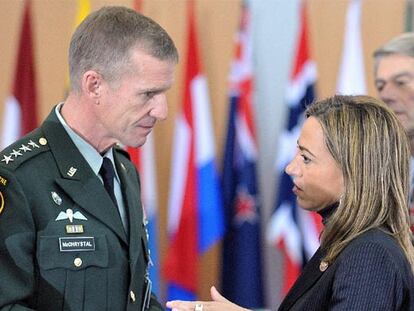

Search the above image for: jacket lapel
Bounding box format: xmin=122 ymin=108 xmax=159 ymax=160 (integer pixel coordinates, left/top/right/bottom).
xmin=278 ymin=248 xmax=326 ymax=311
xmin=114 ymin=153 xmax=143 ymax=265
xmin=41 ymin=109 xmax=128 ymax=245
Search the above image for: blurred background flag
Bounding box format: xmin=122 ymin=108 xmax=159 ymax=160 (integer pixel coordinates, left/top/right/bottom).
xmin=336 ymin=0 xmax=366 ymax=95
xmin=163 ymin=0 xmax=224 ymax=301
xmin=221 ymin=3 xmax=264 ymax=308
xmin=64 ymin=0 xmax=90 ymax=93
xmin=1 ymin=0 xmax=37 ymax=149
xmin=266 ymin=1 xmax=321 ymax=297
xmin=74 ymin=0 xmax=91 ymax=28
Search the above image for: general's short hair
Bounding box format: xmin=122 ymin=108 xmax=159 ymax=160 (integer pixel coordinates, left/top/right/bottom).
xmin=69 ymin=6 xmax=178 ymax=92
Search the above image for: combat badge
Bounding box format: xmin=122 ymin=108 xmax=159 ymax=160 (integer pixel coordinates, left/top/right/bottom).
xmin=51 ymin=191 xmax=62 ymax=206
xmin=0 ymin=191 xmax=4 ymax=215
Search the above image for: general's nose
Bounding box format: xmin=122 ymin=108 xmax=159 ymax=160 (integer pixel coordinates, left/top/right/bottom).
xmin=150 ymin=94 xmax=168 ymax=121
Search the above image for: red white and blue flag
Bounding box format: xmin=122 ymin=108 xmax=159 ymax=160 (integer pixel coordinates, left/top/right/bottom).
xmin=163 ymin=1 xmax=224 ymax=301
xmin=221 ymin=3 xmax=263 ymax=308
xmin=266 ymin=2 xmax=321 ymax=296
xmin=1 ymin=0 xmax=37 ymax=149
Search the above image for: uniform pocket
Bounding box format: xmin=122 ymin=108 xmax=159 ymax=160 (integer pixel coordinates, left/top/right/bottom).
xmin=36 ymin=235 xmax=109 ymax=311
xmin=37 ymin=235 xmax=108 ymax=270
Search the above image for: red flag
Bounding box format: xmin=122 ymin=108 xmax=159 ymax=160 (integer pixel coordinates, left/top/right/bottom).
xmin=163 ymin=0 xmax=223 ymax=300
xmin=133 ymin=0 xmax=143 ymax=11
xmin=1 ymin=0 xmax=38 ymax=148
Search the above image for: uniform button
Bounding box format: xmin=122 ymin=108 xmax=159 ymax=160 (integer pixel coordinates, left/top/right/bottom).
xmin=74 ymin=257 xmax=83 ymax=267
xmin=38 ymin=137 xmax=48 ymax=146
xmin=130 ymin=290 xmax=136 ymax=302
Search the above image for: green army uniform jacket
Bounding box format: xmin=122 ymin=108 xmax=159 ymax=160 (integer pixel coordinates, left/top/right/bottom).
xmin=0 ymin=109 xmax=163 ymax=311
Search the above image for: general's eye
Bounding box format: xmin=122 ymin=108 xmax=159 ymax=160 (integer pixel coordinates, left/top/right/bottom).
xmin=144 ymin=91 xmax=156 ymax=99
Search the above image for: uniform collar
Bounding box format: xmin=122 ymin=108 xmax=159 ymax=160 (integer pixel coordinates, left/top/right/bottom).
xmin=54 ymin=103 xmax=120 ymax=183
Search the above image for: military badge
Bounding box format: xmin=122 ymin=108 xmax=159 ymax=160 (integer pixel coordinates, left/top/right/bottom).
xmin=55 ymin=209 xmax=87 ymax=223
xmin=0 ymin=175 xmax=7 ymax=187
xmin=67 ymin=167 xmax=77 ymax=177
xmin=0 ymin=191 xmax=4 ymax=215
xmin=51 ymin=191 xmax=62 ymax=205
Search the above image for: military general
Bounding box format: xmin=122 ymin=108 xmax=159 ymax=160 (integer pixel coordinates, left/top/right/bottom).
xmin=0 ymin=6 xmax=178 ymax=310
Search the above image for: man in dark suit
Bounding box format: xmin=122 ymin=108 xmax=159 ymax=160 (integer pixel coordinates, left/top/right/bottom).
xmin=0 ymin=6 xmax=178 ymax=310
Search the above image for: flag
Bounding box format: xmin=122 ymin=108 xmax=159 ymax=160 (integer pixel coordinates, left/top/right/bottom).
xmin=127 ymin=133 xmax=160 ymax=296
xmin=1 ymin=0 xmax=37 ymax=149
xmin=221 ymin=4 xmax=263 ymax=308
xmin=336 ymin=0 xmax=366 ymax=95
xmin=266 ymin=2 xmax=321 ymax=296
xmin=163 ymin=1 xmax=224 ymax=301
xmin=133 ymin=0 xmax=143 ymax=11
xmin=74 ymin=0 xmax=91 ymax=28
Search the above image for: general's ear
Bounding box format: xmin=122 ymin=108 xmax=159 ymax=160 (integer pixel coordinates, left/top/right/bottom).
xmin=81 ymin=70 xmax=102 ymax=100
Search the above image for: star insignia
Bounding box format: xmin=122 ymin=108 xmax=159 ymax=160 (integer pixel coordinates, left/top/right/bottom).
xmin=28 ymin=140 xmax=40 ymax=148
xmin=10 ymin=149 xmax=22 ymax=157
xmin=19 ymin=144 xmax=31 ymax=152
xmin=234 ymin=187 xmax=258 ymax=225
xmin=1 ymin=155 xmax=14 ymax=164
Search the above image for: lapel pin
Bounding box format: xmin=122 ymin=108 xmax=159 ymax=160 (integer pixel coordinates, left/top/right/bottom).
xmin=319 ymin=260 xmax=329 ymax=272
xmin=51 ymin=191 xmax=62 ymax=206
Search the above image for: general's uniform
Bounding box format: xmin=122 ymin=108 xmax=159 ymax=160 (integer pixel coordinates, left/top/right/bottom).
xmin=278 ymin=228 xmax=414 ymax=311
xmin=0 ymin=109 xmax=163 ymax=311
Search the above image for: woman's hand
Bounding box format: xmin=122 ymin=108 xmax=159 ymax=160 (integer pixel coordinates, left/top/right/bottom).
xmin=166 ymin=286 xmax=252 ymax=311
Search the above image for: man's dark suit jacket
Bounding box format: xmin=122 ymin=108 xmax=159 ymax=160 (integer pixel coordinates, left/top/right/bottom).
xmin=278 ymin=228 xmax=414 ymax=310
xmin=0 ymin=109 xmax=162 ymax=311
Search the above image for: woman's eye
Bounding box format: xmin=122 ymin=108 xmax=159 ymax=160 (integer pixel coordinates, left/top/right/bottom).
xmin=301 ymin=154 xmax=311 ymax=164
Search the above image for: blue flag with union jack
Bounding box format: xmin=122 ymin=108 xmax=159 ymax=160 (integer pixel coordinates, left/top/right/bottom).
xmin=221 ymin=4 xmax=264 ymax=308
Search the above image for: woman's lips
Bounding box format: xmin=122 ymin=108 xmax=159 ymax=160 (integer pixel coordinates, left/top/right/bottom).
xmin=292 ymin=183 xmax=302 ymax=194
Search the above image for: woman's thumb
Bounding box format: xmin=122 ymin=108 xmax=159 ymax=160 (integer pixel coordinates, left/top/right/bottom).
xmin=210 ymin=286 xmax=230 ymax=303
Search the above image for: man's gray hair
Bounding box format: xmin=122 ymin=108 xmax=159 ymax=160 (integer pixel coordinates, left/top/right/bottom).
xmin=69 ymin=6 xmax=178 ymax=92
xmin=373 ymin=33 xmax=414 ymax=69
